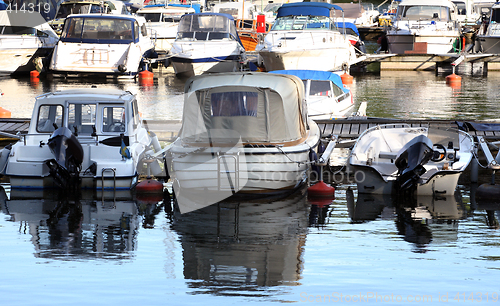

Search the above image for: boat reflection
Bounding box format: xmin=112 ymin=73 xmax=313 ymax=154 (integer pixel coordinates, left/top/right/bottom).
xmin=347 ymin=189 xmax=467 ymax=251
xmin=171 ymin=187 xmax=309 ymax=295
xmin=0 ymin=187 xmax=151 ymax=260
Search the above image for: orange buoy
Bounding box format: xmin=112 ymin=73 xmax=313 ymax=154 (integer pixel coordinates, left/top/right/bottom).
xmin=30 ymin=70 xmax=40 ymax=78
xmin=136 ymin=177 xmax=163 ymax=193
xmin=307 ymin=180 xmax=335 ymax=198
xmin=0 ymin=107 xmax=11 ymax=118
xmin=138 ymin=70 xmax=154 ymax=85
xmin=446 ymin=73 xmax=461 ymax=88
xmin=341 ymin=72 xmax=353 ymax=85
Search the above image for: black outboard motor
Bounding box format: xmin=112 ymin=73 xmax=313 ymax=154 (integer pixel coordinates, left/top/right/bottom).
xmin=45 ymin=126 xmax=84 ymax=188
xmin=394 ymin=135 xmax=434 ymax=192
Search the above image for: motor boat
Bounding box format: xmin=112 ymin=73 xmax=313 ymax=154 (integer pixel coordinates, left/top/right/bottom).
xmin=386 ymin=0 xmax=461 ymax=54
xmin=269 ymin=69 xmax=357 ymax=120
xmin=136 ymin=4 xmax=196 ymax=56
xmin=0 ymin=11 xmax=59 ymax=75
xmin=169 ymin=13 xmax=246 ymax=77
xmin=349 ymin=125 xmax=474 ymax=195
xmin=167 ymin=72 xmax=321 ymax=213
xmin=0 ymin=88 xmax=165 ymax=190
xmin=48 ymin=14 xmax=156 ymax=78
xmin=477 ymin=2 xmax=500 ymax=53
xmin=255 ymin=2 xmax=357 ymax=73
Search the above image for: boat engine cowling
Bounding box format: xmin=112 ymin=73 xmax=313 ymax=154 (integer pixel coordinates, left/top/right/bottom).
xmin=45 ymin=126 xmax=84 ymax=188
xmin=394 ymin=134 xmax=434 ymax=191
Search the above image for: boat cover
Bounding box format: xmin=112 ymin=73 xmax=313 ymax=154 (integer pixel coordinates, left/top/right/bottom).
xmin=270 ymin=70 xmax=350 ymax=94
xmin=335 ymin=21 xmax=360 ymax=36
xmin=276 ymin=2 xmax=343 ymax=18
xmin=179 ymin=72 xmax=307 ymax=143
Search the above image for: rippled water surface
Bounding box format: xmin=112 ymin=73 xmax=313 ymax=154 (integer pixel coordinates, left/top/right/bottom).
xmin=0 ymin=70 xmax=500 ymax=305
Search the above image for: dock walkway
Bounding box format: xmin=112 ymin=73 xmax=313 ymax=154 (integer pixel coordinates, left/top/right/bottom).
xmin=3 ymin=117 xmax=500 ymax=144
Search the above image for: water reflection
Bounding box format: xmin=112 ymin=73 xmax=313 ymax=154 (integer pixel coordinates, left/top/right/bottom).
xmin=346 ymin=189 xmax=467 ymax=251
xmin=0 ymin=187 xmax=149 ymax=260
xmin=170 ymin=187 xmax=310 ymax=296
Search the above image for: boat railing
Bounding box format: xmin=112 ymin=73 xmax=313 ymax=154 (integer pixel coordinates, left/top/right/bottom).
xmin=101 ymin=167 xmax=117 ymax=191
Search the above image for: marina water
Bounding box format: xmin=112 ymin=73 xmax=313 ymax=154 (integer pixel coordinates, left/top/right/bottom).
xmin=0 ymin=69 xmax=499 ymax=305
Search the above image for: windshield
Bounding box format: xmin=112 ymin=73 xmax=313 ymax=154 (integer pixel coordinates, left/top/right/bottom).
xmin=271 ymin=15 xmax=334 ymax=31
xmin=55 ymin=4 xmax=107 ymax=19
xmin=61 ymin=17 xmax=136 ymax=43
xmin=398 ymin=5 xmax=451 ymax=21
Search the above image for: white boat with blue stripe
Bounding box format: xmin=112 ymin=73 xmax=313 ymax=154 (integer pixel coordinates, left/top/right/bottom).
xmin=170 ymin=12 xmax=246 ymax=77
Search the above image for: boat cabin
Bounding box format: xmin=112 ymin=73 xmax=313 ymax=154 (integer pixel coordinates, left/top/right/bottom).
xmin=176 ymin=13 xmax=240 ymax=42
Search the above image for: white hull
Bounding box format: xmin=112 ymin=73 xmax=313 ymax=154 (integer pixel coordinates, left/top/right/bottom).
xmin=0 ymin=47 xmax=38 ymax=74
xmin=386 ymin=33 xmax=458 ymax=54
xmin=170 ymin=41 xmax=244 ymax=77
xmin=258 ymin=31 xmax=355 ymax=72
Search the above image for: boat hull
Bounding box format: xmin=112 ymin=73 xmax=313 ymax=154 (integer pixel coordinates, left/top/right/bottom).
xmin=386 ymin=33 xmax=458 ymax=54
xmin=171 ymin=55 xmax=242 ymax=77
xmin=259 ymin=48 xmax=352 ymax=72
xmin=477 ymin=36 xmax=500 ymax=54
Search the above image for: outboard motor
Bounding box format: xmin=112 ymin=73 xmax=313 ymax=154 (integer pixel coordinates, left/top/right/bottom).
xmin=394 ymin=135 xmax=434 ymax=192
xmin=45 ymin=126 xmax=84 ymax=188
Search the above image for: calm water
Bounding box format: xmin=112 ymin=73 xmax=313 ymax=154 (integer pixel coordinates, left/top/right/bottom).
xmin=1 ymin=69 xmax=500 ymax=305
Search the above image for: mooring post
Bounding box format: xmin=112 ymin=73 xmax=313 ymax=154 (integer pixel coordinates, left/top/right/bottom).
xmin=471 ymin=157 xmax=479 ymax=183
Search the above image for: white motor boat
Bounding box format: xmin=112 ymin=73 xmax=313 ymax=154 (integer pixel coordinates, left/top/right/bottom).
xmin=386 ymin=0 xmax=461 ymax=54
xmin=477 ymin=2 xmax=500 ymax=53
xmin=269 ymin=69 xmax=356 ymax=120
xmin=332 ymin=2 xmax=381 ymax=27
xmin=0 ymin=11 xmax=59 ymax=75
xmin=256 ymin=2 xmax=357 ymax=73
xmin=167 ymin=72 xmax=321 ymax=213
xmin=0 ymin=88 xmax=165 ymax=190
xmin=137 ymin=4 xmax=196 ymax=55
xmin=49 ymin=14 xmax=156 ymax=78
xmin=349 ymin=125 xmax=474 ymax=196
xmin=170 ymin=13 xmax=246 ymax=77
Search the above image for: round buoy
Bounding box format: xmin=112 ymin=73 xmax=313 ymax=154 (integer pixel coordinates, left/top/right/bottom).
xmin=446 ymin=73 xmax=461 ymax=85
xmin=136 ymin=177 xmax=163 ymax=193
xmin=30 ymin=70 xmax=40 ymax=78
xmin=136 ymin=193 xmax=164 ymax=204
xmin=476 ymin=183 xmax=500 ymax=202
xmin=0 ymin=107 xmax=11 ymax=118
xmin=138 ymin=70 xmax=154 ymax=85
xmin=341 ymin=73 xmax=353 ymax=85
xmin=307 ymin=180 xmax=335 ymax=198
xmin=308 ymin=197 xmax=334 ymax=207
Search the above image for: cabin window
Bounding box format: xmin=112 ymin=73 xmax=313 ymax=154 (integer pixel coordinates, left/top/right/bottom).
xmin=271 ymin=16 xmax=331 ymax=31
xmin=102 ymin=106 xmax=126 ymax=133
xmin=68 ymin=103 xmax=96 ymax=135
xmin=210 ymin=92 xmax=258 ymax=117
xmin=62 ymin=17 xmax=135 ymax=42
xmin=135 ymin=21 xmax=140 ymax=40
xmin=308 ymin=80 xmax=332 ymax=97
xmin=139 ymin=13 xmax=161 ymax=22
xmin=0 ymin=26 xmax=36 ymax=35
xmin=400 ymin=6 xmax=451 ymax=21
xmin=36 ymin=105 xmax=63 ymax=133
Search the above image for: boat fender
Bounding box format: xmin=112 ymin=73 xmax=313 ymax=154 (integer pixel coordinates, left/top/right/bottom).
xmin=0 ymin=143 xmax=12 ymax=175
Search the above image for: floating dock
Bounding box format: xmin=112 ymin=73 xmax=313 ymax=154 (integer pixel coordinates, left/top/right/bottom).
xmin=3 ymin=117 xmax=500 ymax=143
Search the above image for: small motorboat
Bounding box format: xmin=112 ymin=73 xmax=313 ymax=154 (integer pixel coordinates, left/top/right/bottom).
xmin=269 ymin=69 xmax=356 ymax=120
xmin=349 ymin=125 xmax=474 ymax=195
xmin=167 ymin=72 xmax=321 ymax=213
xmin=0 ymin=11 xmax=59 ymax=75
xmin=170 ymin=12 xmax=246 ymax=77
xmin=236 ymin=18 xmax=271 ymax=51
xmin=48 ymin=14 xmax=156 ymax=78
xmin=477 ymin=2 xmax=500 ymax=53
xmin=255 ymin=2 xmax=357 ymax=72
xmin=0 ymin=88 xmax=165 ymax=190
